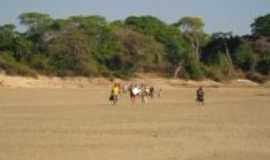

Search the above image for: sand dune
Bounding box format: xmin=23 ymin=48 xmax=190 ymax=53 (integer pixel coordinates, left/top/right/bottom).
xmin=0 ymin=74 xmax=267 ymax=89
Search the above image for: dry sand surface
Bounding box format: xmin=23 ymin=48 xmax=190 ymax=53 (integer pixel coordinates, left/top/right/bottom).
xmin=0 ymin=84 xmax=270 ymax=160
xmin=0 ymin=74 xmax=266 ymax=89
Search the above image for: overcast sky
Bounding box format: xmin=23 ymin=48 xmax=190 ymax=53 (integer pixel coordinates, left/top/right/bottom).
xmin=1 ymin=0 xmax=270 ymax=35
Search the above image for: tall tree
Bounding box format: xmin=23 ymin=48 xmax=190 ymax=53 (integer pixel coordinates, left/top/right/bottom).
xmin=206 ymin=32 xmax=236 ymax=75
xmin=251 ymin=13 xmax=270 ymax=37
xmin=0 ymin=24 xmax=17 ymax=51
xmin=47 ymin=29 xmax=99 ymax=76
xmin=0 ymin=24 xmax=33 ymax=62
xmin=174 ymin=17 xmax=206 ymax=62
xmin=125 ymin=16 xmax=189 ymax=77
xmin=115 ymin=28 xmax=165 ymax=73
xmin=235 ymin=42 xmax=258 ymax=74
xmin=19 ymin=12 xmax=53 ymax=40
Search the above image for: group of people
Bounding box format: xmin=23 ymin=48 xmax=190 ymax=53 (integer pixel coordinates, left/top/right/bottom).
xmin=109 ymin=82 xmax=205 ymax=106
xmin=109 ymin=82 xmax=161 ymax=105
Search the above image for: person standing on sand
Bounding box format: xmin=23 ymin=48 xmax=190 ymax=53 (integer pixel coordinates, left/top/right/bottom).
xmin=157 ymin=88 xmax=162 ymax=98
xmin=196 ymin=86 xmax=205 ymax=105
xmin=123 ymin=83 xmax=129 ymax=94
xmin=149 ymin=86 xmax=155 ymax=99
xmin=129 ymin=84 xmax=136 ymax=104
xmin=110 ymin=83 xmax=120 ymax=105
xmin=141 ymin=85 xmax=148 ymax=104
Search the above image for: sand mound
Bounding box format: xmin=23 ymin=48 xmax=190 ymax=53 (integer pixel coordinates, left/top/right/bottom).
xmin=0 ymin=74 xmax=111 ymax=89
xmin=228 ymin=79 xmax=259 ymax=87
xmin=263 ymin=81 xmax=270 ymax=88
xmin=0 ymin=74 xmax=262 ymax=89
xmin=168 ymin=79 xmax=223 ymax=88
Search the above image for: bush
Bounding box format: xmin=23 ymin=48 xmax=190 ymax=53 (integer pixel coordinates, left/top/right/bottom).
xmin=235 ymin=43 xmax=256 ymax=71
xmin=30 ymin=54 xmax=49 ymax=71
xmin=257 ymin=52 xmax=270 ymax=75
xmin=246 ymin=72 xmax=267 ymax=83
xmin=202 ymin=52 xmax=235 ymax=81
xmin=202 ymin=65 xmax=225 ymax=82
xmin=0 ymin=52 xmax=37 ymax=77
xmin=182 ymin=60 xmax=204 ymax=80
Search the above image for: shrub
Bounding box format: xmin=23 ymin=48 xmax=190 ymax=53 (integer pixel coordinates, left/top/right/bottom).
xmin=0 ymin=52 xmax=37 ymax=77
xmin=182 ymin=59 xmax=204 ymax=80
xmin=30 ymin=54 xmax=49 ymax=71
xmin=246 ymin=72 xmax=267 ymax=83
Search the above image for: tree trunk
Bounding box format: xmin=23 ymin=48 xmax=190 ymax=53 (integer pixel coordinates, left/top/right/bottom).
xmin=224 ymin=43 xmax=233 ymax=66
xmin=224 ymin=42 xmax=234 ymax=76
xmin=194 ymin=37 xmax=200 ymax=62
xmin=250 ymin=56 xmax=258 ymax=74
xmin=174 ymin=62 xmax=183 ymax=78
xmin=187 ymin=34 xmax=199 ymax=62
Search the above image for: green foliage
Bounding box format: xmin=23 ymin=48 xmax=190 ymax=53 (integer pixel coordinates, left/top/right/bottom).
xmin=251 ymin=13 xmax=270 ymax=37
xmin=12 ymin=36 xmax=33 ymax=61
xmin=0 ymin=24 xmax=17 ymax=50
xmin=203 ymin=65 xmax=226 ymax=82
xmin=202 ymin=52 xmax=234 ymax=81
xmin=47 ymin=29 xmax=99 ymax=76
xmin=202 ymin=32 xmax=241 ymax=64
xmin=113 ymin=28 xmax=166 ymax=74
xmin=19 ymin=12 xmax=53 ymax=38
xmin=215 ymin=52 xmax=231 ymax=68
xmin=174 ymin=17 xmax=205 ymax=33
xmin=257 ymin=52 xmax=270 ymax=74
xmin=0 ymin=25 xmax=33 ymax=62
xmin=125 ymin=16 xmax=167 ymax=36
xmin=174 ymin=17 xmax=207 ymax=62
xmin=0 ymin=52 xmax=36 ymax=77
xmin=29 ymin=54 xmax=49 ymax=71
xmin=182 ymin=57 xmax=204 ymax=80
xmin=235 ymin=43 xmax=257 ymax=71
xmin=0 ymin=12 xmax=269 ymax=81
xmin=125 ymin=16 xmax=189 ymax=74
xmin=69 ymin=15 xmax=107 ymax=29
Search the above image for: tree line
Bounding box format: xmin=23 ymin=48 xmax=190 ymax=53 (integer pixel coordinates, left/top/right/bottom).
xmin=0 ymin=12 xmax=269 ymax=82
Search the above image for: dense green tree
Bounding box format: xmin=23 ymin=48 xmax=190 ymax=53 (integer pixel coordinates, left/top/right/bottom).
xmin=243 ymin=37 xmax=270 ymax=76
xmin=0 ymin=24 xmax=33 ymax=62
xmin=69 ymin=15 xmax=107 ymax=29
xmin=0 ymin=24 xmax=17 ymax=50
xmin=251 ymin=14 xmax=270 ymax=37
xmin=115 ymin=28 xmax=165 ymax=74
xmin=235 ymin=42 xmax=258 ymax=73
xmin=0 ymin=11 xmax=269 ymax=80
xmin=11 ymin=36 xmax=33 ymax=62
xmin=47 ymin=29 xmax=99 ymax=76
xmin=125 ymin=16 xmax=168 ymax=36
xmin=257 ymin=52 xmax=270 ymax=75
xmin=18 ymin=12 xmax=53 ymax=55
xmin=202 ymin=32 xmax=243 ymax=77
xmin=211 ymin=32 xmax=234 ymax=66
xmin=174 ymin=17 xmax=207 ymax=62
xmin=19 ymin=12 xmax=53 ymax=38
xmin=125 ymin=16 xmax=189 ymax=77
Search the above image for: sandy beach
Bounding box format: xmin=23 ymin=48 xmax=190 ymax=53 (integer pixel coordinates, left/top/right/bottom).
xmin=0 ymin=79 xmax=269 ymax=160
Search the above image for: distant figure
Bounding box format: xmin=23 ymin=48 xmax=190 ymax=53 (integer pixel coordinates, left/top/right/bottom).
xmin=149 ymin=86 xmax=155 ymax=98
xmin=123 ymin=83 xmax=129 ymax=94
xmin=129 ymin=85 xmax=136 ymax=104
xmin=196 ymin=86 xmax=204 ymax=105
xmin=110 ymin=83 xmax=120 ymax=105
xmin=157 ymin=88 xmax=162 ymax=98
xmin=141 ymin=86 xmax=148 ymax=104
